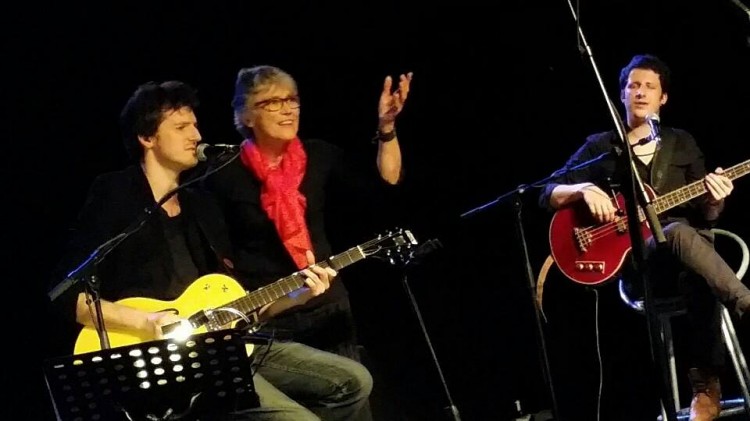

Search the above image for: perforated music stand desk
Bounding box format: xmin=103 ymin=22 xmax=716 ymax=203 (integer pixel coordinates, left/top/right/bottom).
xmin=44 ymin=329 xmax=259 ymax=421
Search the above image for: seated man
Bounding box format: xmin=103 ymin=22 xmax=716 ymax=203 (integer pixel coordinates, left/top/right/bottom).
xmin=538 ymin=54 xmax=750 ymax=421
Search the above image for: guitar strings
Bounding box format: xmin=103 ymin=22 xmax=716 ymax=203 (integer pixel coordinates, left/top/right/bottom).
xmin=575 ymin=161 xmax=749 ymax=243
xmin=579 ymin=182 xmax=711 ymax=242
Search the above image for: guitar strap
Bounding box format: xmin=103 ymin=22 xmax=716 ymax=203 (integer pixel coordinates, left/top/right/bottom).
xmin=535 ymin=255 xmax=556 ymax=323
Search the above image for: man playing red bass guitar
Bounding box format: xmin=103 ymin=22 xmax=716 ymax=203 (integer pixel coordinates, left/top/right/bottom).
xmin=539 ymin=54 xmax=750 ymax=421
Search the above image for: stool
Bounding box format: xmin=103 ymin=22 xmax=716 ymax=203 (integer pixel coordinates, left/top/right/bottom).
xmin=618 ymin=228 xmax=750 ymax=420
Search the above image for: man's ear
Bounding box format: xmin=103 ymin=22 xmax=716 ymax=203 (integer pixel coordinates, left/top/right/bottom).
xmin=138 ymin=136 xmax=153 ymax=149
xmin=660 ymin=92 xmax=668 ymax=106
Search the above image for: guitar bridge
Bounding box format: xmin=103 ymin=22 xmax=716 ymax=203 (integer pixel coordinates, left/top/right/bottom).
xmin=615 ymin=217 xmax=628 ymax=233
xmin=203 ymin=310 xmax=222 ymax=332
xmin=574 ymin=227 xmax=592 ymax=252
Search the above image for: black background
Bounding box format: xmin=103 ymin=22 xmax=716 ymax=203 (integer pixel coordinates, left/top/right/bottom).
xmin=4 ymin=1 xmax=750 ymax=420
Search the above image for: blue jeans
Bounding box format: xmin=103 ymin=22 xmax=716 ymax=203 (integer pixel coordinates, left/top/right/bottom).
xmin=231 ymin=341 xmax=373 ymax=420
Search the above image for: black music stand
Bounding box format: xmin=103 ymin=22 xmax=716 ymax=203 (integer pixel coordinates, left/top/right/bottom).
xmin=44 ymin=329 xmax=259 ymax=421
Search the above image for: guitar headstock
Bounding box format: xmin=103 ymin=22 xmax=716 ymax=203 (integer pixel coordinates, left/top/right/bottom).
xmin=360 ymin=228 xmax=419 ymax=266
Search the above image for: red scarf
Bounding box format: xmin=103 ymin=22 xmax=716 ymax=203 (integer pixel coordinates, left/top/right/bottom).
xmin=239 ymin=137 xmax=312 ymax=269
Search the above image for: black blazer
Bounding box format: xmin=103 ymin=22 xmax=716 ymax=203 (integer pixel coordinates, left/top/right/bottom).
xmin=539 ymin=127 xmax=709 ymax=225
xmin=50 ymin=165 xmax=236 ymax=327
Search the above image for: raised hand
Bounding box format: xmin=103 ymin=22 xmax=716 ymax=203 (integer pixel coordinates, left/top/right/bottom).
xmin=378 ymin=72 xmax=414 ymax=129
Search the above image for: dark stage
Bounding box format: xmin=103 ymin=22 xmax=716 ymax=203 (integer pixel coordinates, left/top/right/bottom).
xmin=5 ymin=1 xmax=750 ymax=420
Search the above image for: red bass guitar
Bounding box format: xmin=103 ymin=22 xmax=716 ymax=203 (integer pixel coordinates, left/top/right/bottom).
xmin=548 ymin=159 xmax=750 ymax=286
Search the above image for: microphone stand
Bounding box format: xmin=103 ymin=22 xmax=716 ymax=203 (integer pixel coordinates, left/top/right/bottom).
xmin=461 ymin=151 xmax=612 ymax=421
xmin=47 ymin=151 xmax=240 ymax=351
xmin=564 ymin=1 xmax=675 ymax=419
xmin=396 ymin=239 xmax=462 ymax=421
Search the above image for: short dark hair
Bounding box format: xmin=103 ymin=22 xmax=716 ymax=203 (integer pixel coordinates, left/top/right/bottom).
xmin=618 ymin=54 xmax=671 ymax=94
xmin=119 ymin=80 xmax=199 ymax=161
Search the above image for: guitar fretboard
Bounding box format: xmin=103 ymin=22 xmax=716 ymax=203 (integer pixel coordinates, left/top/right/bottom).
xmin=651 ymin=159 xmax=750 ymax=215
xmin=210 ymin=246 xmax=366 ymax=327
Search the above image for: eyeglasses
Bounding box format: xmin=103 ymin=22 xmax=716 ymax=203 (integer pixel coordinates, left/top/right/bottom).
xmin=253 ymin=96 xmax=301 ymax=112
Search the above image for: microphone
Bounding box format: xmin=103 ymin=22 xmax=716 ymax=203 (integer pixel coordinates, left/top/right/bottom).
xmin=197 ymin=143 xmax=240 ymax=161
xmin=645 ymin=113 xmax=661 ymax=143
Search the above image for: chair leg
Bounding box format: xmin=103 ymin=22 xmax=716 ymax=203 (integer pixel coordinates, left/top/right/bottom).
xmin=659 ymin=400 xmax=669 ymax=421
xmin=660 ymin=315 xmax=682 ymax=413
xmin=719 ymin=305 xmax=750 ymax=415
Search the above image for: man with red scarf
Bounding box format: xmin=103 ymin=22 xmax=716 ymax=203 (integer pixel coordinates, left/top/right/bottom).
xmin=204 ymin=65 xmax=412 ymax=420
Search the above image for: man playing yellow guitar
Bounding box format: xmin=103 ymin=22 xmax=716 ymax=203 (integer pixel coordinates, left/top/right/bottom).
xmin=49 ymin=80 xmax=373 ymax=421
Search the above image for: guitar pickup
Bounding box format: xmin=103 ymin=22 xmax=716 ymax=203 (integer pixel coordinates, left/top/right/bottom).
xmin=574 ymin=261 xmax=605 ymax=273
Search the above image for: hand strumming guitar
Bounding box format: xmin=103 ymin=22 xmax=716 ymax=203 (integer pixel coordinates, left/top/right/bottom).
xmin=580 ymin=184 xmax=618 ymax=223
xmin=146 ymin=311 xmax=186 ymax=340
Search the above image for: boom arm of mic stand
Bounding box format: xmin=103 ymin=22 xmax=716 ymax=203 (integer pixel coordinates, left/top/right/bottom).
xmin=460 ymin=151 xmax=614 ymax=219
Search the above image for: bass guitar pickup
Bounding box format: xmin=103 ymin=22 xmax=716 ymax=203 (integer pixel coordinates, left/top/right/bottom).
xmin=574 ymin=261 xmax=605 ymax=273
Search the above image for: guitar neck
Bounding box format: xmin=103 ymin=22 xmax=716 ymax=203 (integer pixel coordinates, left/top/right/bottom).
xmin=210 ymin=246 xmax=366 ymax=326
xmin=652 ymin=159 xmax=750 ymax=214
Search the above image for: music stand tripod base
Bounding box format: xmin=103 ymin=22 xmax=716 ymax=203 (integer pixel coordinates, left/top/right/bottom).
xmin=44 ymin=329 xmax=259 ymax=421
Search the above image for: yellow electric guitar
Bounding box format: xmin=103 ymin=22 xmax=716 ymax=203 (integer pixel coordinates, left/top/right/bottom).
xmin=74 ymin=228 xmax=419 ymax=355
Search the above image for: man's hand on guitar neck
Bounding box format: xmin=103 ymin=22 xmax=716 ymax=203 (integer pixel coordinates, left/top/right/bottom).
xmin=703 ymin=167 xmax=733 ymax=221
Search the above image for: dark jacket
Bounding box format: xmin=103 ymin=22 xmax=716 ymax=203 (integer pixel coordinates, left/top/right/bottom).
xmin=50 ymin=165 xmax=236 ymax=327
xmin=539 ymin=127 xmax=710 ymax=227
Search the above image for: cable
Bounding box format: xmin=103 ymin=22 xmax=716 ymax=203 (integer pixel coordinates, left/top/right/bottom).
xmin=591 ymin=287 xmax=603 ymax=421
xmin=249 ymin=329 xmax=276 ymax=377
xmin=204 ymin=306 xmax=274 ymax=375
xmin=210 ymin=306 xmax=255 ymax=326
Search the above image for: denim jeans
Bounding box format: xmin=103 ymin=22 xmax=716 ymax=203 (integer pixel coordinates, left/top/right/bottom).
xmin=230 ymin=341 xmax=373 ymax=421
xmin=257 ymin=299 xmax=361 ymax=360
